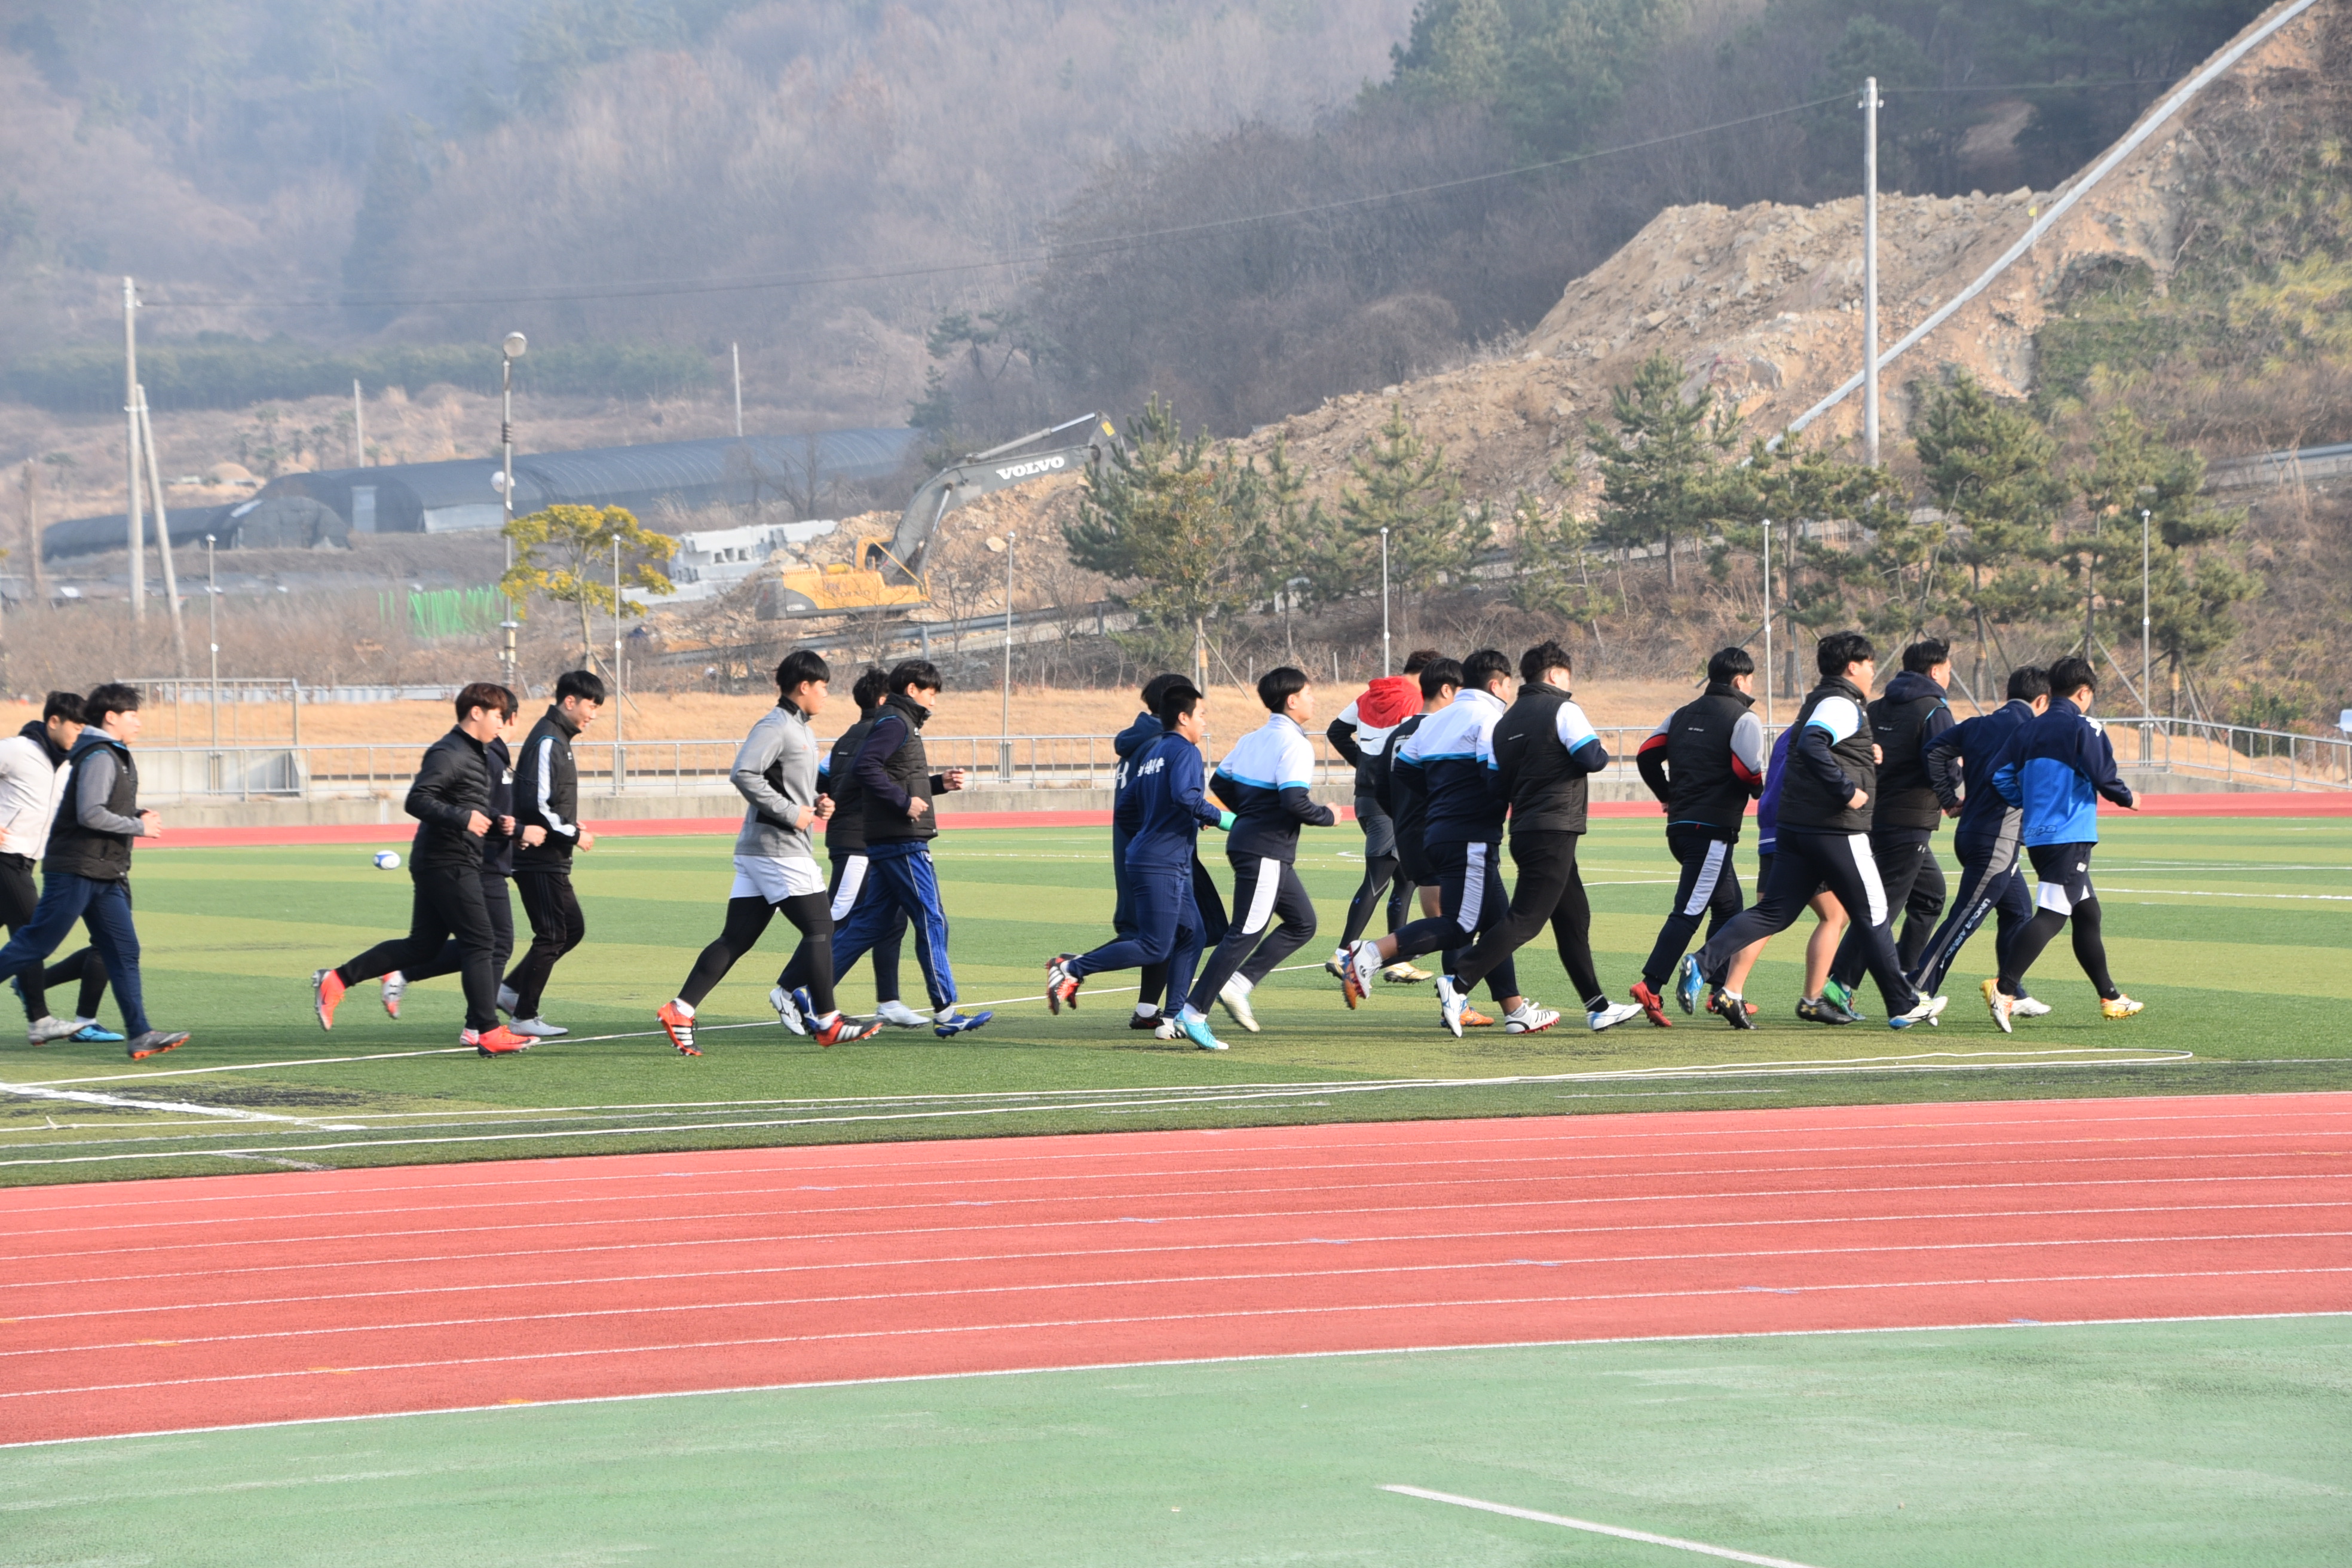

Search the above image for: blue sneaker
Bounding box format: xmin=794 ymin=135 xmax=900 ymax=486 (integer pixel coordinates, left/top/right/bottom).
xmin=69 ymin=1022 xmax=126 ymax=1043
xmin=791 ymin=987 xmax=814 ymax=1021
xmin=933 ymin=1009 xmax=993 ymax=1037
xmin=1177 ymin=1014 xmax=1229 ymax=1052
xmin=1672 ymin=954 xmax=1704 ymax=1015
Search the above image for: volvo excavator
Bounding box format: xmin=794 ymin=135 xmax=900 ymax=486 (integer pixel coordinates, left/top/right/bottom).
xmin=756 ymin=413 xmax=1117 ymax=618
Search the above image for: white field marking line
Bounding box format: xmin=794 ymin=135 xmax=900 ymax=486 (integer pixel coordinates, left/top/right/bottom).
xmin=2090 ymin=884 xmax=2352 ymax=902
xmin=23 ymin=1198 xmax=2339 ymax=1302
xmin=8 ymin=1265 xmax=2347 ymax=1407
xmin=1383 ymin=1486 xmax=1824 ymax=1568
xmin=17 ymin=1231 xmax=2342 ymax=1361
xmin=16 ymin=1169 xmax=2345 ymax=1275
xmin=10 ymin=1093 xmax=2341 ymax=1217
xmin=4 ymin=1308 xmax=2339 ymax=1454
xmin=18 ymin=1199 xmax=2338 ymax=1319
xmin=0 ymin=1080 xmax=366 ymax=1131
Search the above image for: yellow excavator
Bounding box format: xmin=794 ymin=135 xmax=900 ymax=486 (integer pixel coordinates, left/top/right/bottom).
xmin=757 ymin=413 xmax=1117 ymax=618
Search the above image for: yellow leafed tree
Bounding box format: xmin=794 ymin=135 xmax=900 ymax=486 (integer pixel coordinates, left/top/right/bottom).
xmin=500 ymin=504 xmax=677 ymax=669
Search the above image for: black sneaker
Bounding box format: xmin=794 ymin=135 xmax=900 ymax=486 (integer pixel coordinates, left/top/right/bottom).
xmin=1707 ymin=991 xmax=1756 ymax=1031
xmin=126 ymin=1030 xmax=190 ymax=1060
xmin=1127 ymin=1011 xmax=1166 ymax=1030
xmin=1796 ymin=996 xmax=1858 ymax=1026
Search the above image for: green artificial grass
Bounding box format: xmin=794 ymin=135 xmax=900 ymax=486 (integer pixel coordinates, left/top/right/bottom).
xmin=0 ymin=816 xmax=2345 ymax=1184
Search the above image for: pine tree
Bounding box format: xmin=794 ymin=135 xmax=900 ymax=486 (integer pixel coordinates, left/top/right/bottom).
xmin=1911 ymin=373 xmax=2069 ymax=691
xmin=1336 ymin=403 xmax=1486 ymax=638
xmin=1587 ymin=353 xmax=1741 ymax=592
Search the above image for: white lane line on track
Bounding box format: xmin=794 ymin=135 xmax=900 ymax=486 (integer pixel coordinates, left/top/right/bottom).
xmin=0 ymin=1080 xmax=365 ymax=1131
xmin=21 ymin=1199 xmax=2342 ymax=1300
xmin=12 ymin=1131 xmax=2346 ymax=1240
xmin=7 ymin=1266 xmax=2347 ymax=1405
xmin=14 ymin=1202 xmax=2340 ymax=1318
xmin=13 ymin=1171 xmax=2346 ymax=1273
xmin=13 ymin=1232 xmax=2342 ymax=1361
xmin=1385 ymin=1485 xmax=1824 ymax=1568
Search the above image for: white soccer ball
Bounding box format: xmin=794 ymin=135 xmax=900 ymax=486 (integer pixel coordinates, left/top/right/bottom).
xmin=373 ymin=850 xmax=402 ymax=871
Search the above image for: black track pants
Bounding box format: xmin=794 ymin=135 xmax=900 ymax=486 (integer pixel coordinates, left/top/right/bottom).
xmin=1696 ymin=826 xmax=1919 ymax=1015
xmin=339 ymin=862 xmax=499 ymax=1031
xmin=1909 ymin=813 xmax=2032 ymax=996
xmin=1389 ymin=840 xmax=1518 ymax=1003
xmin=781 ymin=853 xmax=902 ymax=1003
xmin=1639 ymin=828 xmax=1743 ymax=989
xmin=506 ymin=866 xmax=586 ymax=1018
xmin=1455 ymin=830 xmax=1604 ymax=1010
xmin=400 ymin=871 xmax=516 ymax=988
xmin=1829 ymin=828 xmax=1946 ymax=991
xmin=1187 ymin=853 xmax=1316 ymax=1013
xmin=682 ymin=893 xmax=836 ymax=1015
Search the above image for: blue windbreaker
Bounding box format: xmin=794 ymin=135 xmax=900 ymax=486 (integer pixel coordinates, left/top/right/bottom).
xmin=1924 ymin=698 xmax=2036 ymax=847
xmin=1110 ymin=709 xmax=1163 ymax=854
xmin=1755 ymin=725 xmax=1797 ymax=855
xmin=1124 ymin=730 xmax=1224 ymax=871
xmin=1990 ymin=697 xmax=2134 ymax=846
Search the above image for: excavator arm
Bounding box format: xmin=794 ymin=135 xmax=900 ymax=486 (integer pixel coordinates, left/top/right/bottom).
xmin=867 ymin=412 xmax=1117 ymax=584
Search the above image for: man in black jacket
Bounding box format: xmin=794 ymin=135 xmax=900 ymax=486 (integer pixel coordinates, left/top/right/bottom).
xmin=1630 ymin=647 xmax=1765 ymax=1026
xmin=1439 ymin=642 xmax=1644 ymax=1037
xmin=504 ymin=669 xmax=603 ymax=1037
xmin=773 ymin=665 xmax=914 ymax=1025
xmin=1821 ymin=639 xmax=1956 ymax=1015
xmin=314 ymin=682 xmax=529 ymax=1056
xmin=0 ymin=683 xmax=187 ymax=1060
xmin=378 ymin=687 xmax=523 ymax=1021
xmin=1680 ymin=632 xmax=1948 ymax=1030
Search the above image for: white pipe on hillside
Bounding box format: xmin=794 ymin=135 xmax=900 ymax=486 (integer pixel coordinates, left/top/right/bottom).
xmin=1774 ymin=0 xmax=2322 ymax=447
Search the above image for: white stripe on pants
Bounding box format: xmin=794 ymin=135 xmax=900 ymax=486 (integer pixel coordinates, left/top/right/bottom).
xmin=1846 ymin=832 xmax=1889 ymax=926
xmin=1457 ymin=842 xmax=1489 ymax=934
xmin=828 ymin=854 xmax=869 ymax=922
xmin=1240 ymin=856 xmax=1282 ymax=935
xmin=1682 ymin=839 xmax=1729 ymax=917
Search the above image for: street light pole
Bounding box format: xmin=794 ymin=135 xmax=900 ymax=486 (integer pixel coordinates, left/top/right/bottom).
xmin=499 ymin=332 xmax=527 ymax=691
xmin=1861 ymin=79 xmax=1883 ymax=467
xmin=1379 ymin=526 xmax=1391 ymax=676
xmin=1762 ymin=519 xmax=1774 ymax=728
xmin=205 ymin=534 xmax=218 ymax=750
xmin=124 ymin=277 xmax=145 ymax=627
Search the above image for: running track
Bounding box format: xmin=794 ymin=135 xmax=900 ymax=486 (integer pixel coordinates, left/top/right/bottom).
xmin=4 ymin=1092 xmax=2346 ymax=1446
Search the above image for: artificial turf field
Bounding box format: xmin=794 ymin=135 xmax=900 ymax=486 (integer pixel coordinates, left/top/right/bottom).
xmin=2 ymin=813 xmax=2347 ymax=1566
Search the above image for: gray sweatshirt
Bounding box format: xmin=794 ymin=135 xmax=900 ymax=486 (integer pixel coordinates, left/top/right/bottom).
xmin=731 ymin=701 xmax=821 ymax=861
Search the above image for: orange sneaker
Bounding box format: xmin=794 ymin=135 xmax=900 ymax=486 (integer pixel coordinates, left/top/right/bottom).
xmin=466 ymin=1024 xmax=531 ymax=1056
xmin=656 ymin=1000 xmax=700 ymax=1056
xmin=813 ymin=1012 xmax=883 ymax=1048
xmin=1460 ymin=1007 xmax=1495 ymax=1028
xmin=311 ymin=969 xmax=345 ymax=1031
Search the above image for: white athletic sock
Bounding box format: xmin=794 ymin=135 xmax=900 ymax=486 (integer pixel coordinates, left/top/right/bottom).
xmin=935 ymin=1006 xmax=954 ymax=1023
xmin=670 ymin=999 xmax=694 ymax=1017
xmin=1224 ymin=975 xmax=1252 ymax=996
xmin=1134 ymin=1002 xmax=1159 ymax=1018
xmin=1179 ymin=1005 xmax=1207 ymax=1024
xmin=816 ymin=1010 xmax=841 ymax=1027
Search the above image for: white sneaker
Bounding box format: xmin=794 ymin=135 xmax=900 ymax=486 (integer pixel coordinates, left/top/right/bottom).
xmin=1504 ymin=1002 xmax=1560 ymax=1034
xmin=1342 ymin=941 xmax=1383 ymax=1007
xmin=497 ymin=983 xmax=520 ymax=1015
xmin=509 ymin=1016 xmax=569 ymax=1038
xmin=1435 ymin=975 xmax=1468 ymax=1039
xmin=1217 ymin=978 xmax=1259 ymax=1034
xmin=1153 ymin=1017 xmax=1179 ymax=1040
xmin=1891 ymin=994 xmax=1950 ymax=1030
xmin=876 ymin=999 xmax=931 ymax=1029
xmin=769 ymin=985 xmax=807 ymax=1036
xmin=1588 ymin=1001 xmax=1644 ymax=1032
xmin=2010 ymin=996 xmax=2051 ymax=1018
xmin=26 ymin=1015 xmax=78 ymax=1045
xmin=1980 ymin=978 xmax=2013 ymax=1035
xmin=381 ymin=971 xmax=406 ymax=1018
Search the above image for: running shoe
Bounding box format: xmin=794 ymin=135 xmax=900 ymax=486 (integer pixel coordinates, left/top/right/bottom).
xmin=1435 ymin=974 xmax=1468 ymax=1039
xmin=466 ymin=1024 xmax=531 ymax=1056
xmin=657 ymin=1001 xmax=700 ymax=1055
xmin=1820 ymin=978 xmax=1857 ymax=1017
xmin=768 ymin=985 xmax=807 ymax=1036
xmin=1707 ymin=990 xmax=1756 ymax=1031
xmin=1152 ymin=1016 xmax=1180 ymax=1040
xmin=1045 ymin=954 xmax=1082 ymax=1015
xmin=1128 ymin=1009 xmax=1166 ymax=1030
xmin=1383 ymin=963 xmax=1433 ymax=984
xmin=2099 ymin=995 xmax=2145 ymax=1019
xmin=1503 ymin=1002 xmax=1560 ymax=1034
xmin=1324 ymin=948 xmax=1348 ymax=979
xmin=1177 ymin=1013 xmax=1229 ymax=1051
xmin=1629 ymin=980 xmax=1673 ymax=1029
xmin=509 ymin=1016 xmax=569 ymax=1039
xmin=381 ymin=971 xmax=405 ymax=1019
xmin=1460 ymin=1006 xmax=1495 ymax=1028
xmin=497 ymin=983 xmax=520 ymax=1015
xmin=1588 ymin=1001 xmax=1644 ymax=1032
xmin=1671 ymin=954 xmax=1703 ymax=1015
xmin=933 ymin=1009 xmax=993 ymax=1037
xmin=1340 ymin=941 xmax=1382 ymax=1009
xmin=68 ymin=1022 xmax=125 ymax=1043
xmin=1889 ymin=994 xmax=1950 ymax=1030
xmin=24 ymin=1015 xmax=79 ymax=1045
xmin=1217 ymin=979 xmax=1259 ymax=1034
xmin=125 ymin=1030 xmax=189 ymax=1061
xmin=791 ymin=987 xmax=814 ymax=1022
xmin=2010 ymin=995 xmax=2052 ymax=1018
xmin=311 ymin=969 xmax=345 ymax=1031
xmin=877 ymin=999 xmax=932 ymax=1028
xmin=1980 ymin=977 xmax=2013 ymax=1036
xmin=1796 ymin=996 xmax=1857 ymax=1026
xmin=814 ymin=1012 xmax=884 ymax=1047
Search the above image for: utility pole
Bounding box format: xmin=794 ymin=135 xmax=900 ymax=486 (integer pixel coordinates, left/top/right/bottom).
xmin=731 ymin=343 xmax=744 ymax=439
xmin=612 ymin=535 xmax=625 ymax=797
xmin=124 ymin=277 xmax=145 ymax=626
xmin=353 ymin=379 xmax=366 ymax=466
xmin=2141 ymin=506 xmax=2153 ymax=760
xmin=206 ymin=534 xmax=219 ymax=749
xmin=1762 ymin=519 xmax=1774 ymax=727
xmin=18 ymin=460 xmax=39 ymax=602
xmin=1379 ymin=526 xmax=1392 ymax=675
xmin=499 ymin=332 xmax=526 ymax=690
xmin=135 ymin=388 xmax=188 ymax=674
xmin=1861 ymin=78 xmax=1882 ymax=467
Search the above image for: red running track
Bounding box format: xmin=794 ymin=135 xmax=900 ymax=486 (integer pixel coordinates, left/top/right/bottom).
xmin=4 ymin=1093 xmax=2347 ymax=1445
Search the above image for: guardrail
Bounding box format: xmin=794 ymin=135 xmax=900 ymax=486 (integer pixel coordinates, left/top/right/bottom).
xmin=125 ymin=716 xmax=2351 ymax=801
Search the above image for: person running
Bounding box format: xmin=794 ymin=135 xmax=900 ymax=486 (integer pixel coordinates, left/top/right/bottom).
xmin=504 ymin=669 xmax=602 ymax=1037
xmin=1676 ymin=632 xmax=1947 ymax=1030
xmin=1327 ymin=652 xmax=1433 ymax=981
xmin=1711 ymin=721 xmax=1852 ymax=1024
xmin=1438 ymin=641 xmax=1645 ymax=1036
xmin=0 ymin=684 xmax=185 ymax=1060
xmin=1350 ymin=656 xmax=1487 ymax=1023
xmin=1183 ymin=666 xmax=1337 ymax=1037
xmin=1629 ymin=647 xmax=1765 ymax=1027
xmin=1339 ymin=648 xmax=1561 ymax=1035
xmin=658 ymin=651 xmax=883 ymax=1055
xmin=315 ymin=684 xmax=528 ymax=1056
xmin=1103 ymin=673 xmax=1230 ymax=1039
xmin=0 ymin=692 xmax=117 ymax=1045
xmin=823 ymin=659 xmax=991 ymax=1037
xmin=1045 ymin=680 xmax=1229 ymax=1049
xmin=1820 ymin=639 xmax=1956 ymax=1017
xmin=379 ymin=688 xmax=525 ymax=1021
xmin=1907 ymin=665 xmax=2052 ymax=1008
xmin=1984 ymin=656 xmax=2142 ymax=1030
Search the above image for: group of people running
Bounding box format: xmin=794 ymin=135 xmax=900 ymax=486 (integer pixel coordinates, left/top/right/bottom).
xmin=304 ymin=623 xmax=2140 ymax=1059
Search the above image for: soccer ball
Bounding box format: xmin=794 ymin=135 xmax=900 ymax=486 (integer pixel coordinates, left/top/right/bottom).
xmin=373 ymin=850 xmax=402 ymax=871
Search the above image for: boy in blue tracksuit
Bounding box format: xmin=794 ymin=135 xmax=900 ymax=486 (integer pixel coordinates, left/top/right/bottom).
xmin=1046 ymin=681 xmax=1230 ymax=1049
xmin=1110 ymin=675 xmax=1230 ymax=1036
xmin=1906 ymin=664 xmax=2051 ymax=1000
xmin=1986 ymin=655 xmax=2141 ymax=1030
xmin=1184 ymin=667 xmax=1338 ymax=1039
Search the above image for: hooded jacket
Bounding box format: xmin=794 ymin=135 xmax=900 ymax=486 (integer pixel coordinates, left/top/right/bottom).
xmin=1111 ymin=709 xmax=1163 ymax=855
xmin=1125 ymin=728 xmax=1225 ymax=871
xmin=0 ymin=721 xmax=73 ymax=862
xmin=1992 ymin=696 xmax=2133 ymax=846
xmin=1924 ymin=699 xmax=2037 ymax=849
xmin=1326 ymin=675 xmax=1420 ymax=797
xmin=1866 ymin=669 xmax=1955 ymax=832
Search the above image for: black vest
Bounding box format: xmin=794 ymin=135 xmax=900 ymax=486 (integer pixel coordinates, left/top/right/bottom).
xmin=1493 ymin=684 xmax=1588 ymax=837
xmin=1662 ymin=684 xmax=1757 ymax=836
xmin=1777 ymin=677 xmax=1875 ymax=836
xmin=824 ymin=714 xmax=877 ymax=855
xmin=860 ymin=692 xmax=937 ymax=844
xmin=45 ymin=734 xmax=138 ymax=881
xmin=1869 ymin=687 xmax=1947 ymax=832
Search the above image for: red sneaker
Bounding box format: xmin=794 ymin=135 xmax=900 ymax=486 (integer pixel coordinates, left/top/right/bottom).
xmin=1630 ymin=980 xmax=1673 ymax=1028
xmin=1045 ymin=956 xmax=1081 ymax=1015
xmin=813 ymin=1013 xmax=883 ymax=1048
xmin=656 ymin=1000 xmax=700 ymax=1056
xmin=466 ymin=1024 xmax=531 ymax=1056
xmin=312 ymin=969 xmax=345 ymax=1031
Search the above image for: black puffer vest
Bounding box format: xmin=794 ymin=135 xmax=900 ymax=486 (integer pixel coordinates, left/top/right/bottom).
xmin=1662 ymin=684 xmax=1758 ymax=835
xmin=1777 ymin=676 xmax=1876 ymax=836
xmin=862 ymin=692 xmax=938 ymax=844
xmin=45 ymin=731 xmax=138 ymax=882
xmin=1493 ymin=683 xmax=1588 ymax=837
